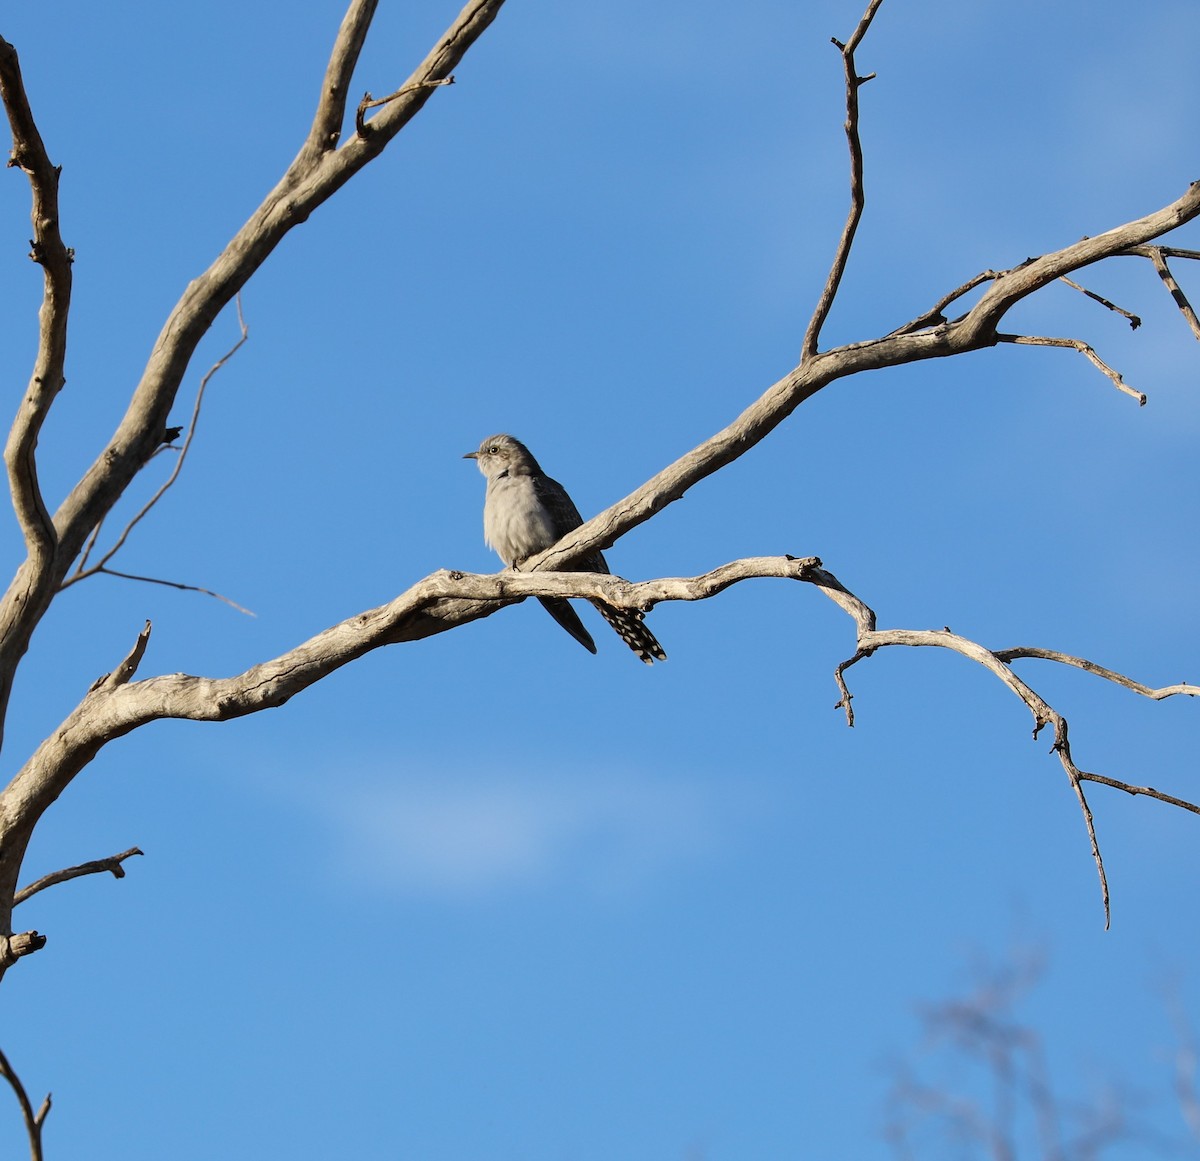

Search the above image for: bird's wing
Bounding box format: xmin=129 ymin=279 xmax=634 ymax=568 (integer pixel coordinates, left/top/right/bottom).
xmin=533 ymin=474 xmax=608 ymax=573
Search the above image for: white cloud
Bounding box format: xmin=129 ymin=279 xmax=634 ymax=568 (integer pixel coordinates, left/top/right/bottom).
xmin=296 ymin=764 xmax=744 ymax=901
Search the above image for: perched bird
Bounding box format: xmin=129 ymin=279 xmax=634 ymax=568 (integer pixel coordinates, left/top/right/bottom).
xmin=464 ymin=434 xmax=666 ymax=664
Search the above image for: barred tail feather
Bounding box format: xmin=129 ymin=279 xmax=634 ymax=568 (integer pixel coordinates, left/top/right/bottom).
xmin=593 ymin=601 xmax=667 ymax=665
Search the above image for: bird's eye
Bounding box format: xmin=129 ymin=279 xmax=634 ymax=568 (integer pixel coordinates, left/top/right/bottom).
xmin=487 ymin=446 xmax=499 ymax=455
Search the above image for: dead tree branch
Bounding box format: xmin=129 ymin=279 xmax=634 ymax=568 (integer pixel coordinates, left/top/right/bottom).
xmin=0 ymin=0 xmax=510 ymax=752
xmin=0 ymin=556 xmax=1190 ymax=942
xmin=0 ymin=0 xmax=1194 ymax=975
xmin=888 ymin=270 xmax=1003 ymax=336
xmin=516 ymin=181 xmax=1200 ymax=587
xmin=0 ymin=37 xmax=71 ymax=587
xmin=355 ymin=76 xmax=456 ymax=136
xmin=14 ymin=847 xmax=143 ymax=907
xmin=0 ymin=932 xmax=45 ymax=970
xmin=811 ymin=568 xmax=1197 ymax=927
xmin=997 ymin=333 xmax=1146 ymax=404
xmin=66 ymin=298 xmax=249 ymax=587
xmin=802 ymin=0 xmax=884 ymax=360
xmin=1058 ymin=274 xmax=1142 ymax=328
xmin=0 ymin=1046 xmax=48 ymax=1161
xmin=87 ymin=569 xmax=255 ymax=616
xmin=1136 ymin=245 xmax=1200 ymax=340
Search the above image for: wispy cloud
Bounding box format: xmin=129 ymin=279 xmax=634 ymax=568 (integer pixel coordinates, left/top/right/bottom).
xmin=279 ymin=762 xmax=749 ymax=901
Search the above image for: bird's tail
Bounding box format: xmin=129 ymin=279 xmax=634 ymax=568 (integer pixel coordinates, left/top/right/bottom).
xmin=537 ymin=596 xmax=598 ymax=654
xmin=592 ymin=601 xmax=667 ymax=665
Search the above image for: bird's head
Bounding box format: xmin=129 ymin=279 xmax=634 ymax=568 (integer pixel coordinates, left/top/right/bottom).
xmin=463 ymin=433 xmax=540 ymax=479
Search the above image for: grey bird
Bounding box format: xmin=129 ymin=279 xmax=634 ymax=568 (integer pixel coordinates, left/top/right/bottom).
xmin=464 ymin=434 xmax=667 ymax=664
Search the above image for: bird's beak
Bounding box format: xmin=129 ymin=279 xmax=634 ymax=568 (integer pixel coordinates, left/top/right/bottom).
xmin=463 ymin=451 xmax=478 ymax=460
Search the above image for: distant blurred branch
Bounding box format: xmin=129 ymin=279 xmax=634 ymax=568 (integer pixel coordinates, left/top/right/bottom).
xmin=885 ymin=949 xmax=1170 ymax=1159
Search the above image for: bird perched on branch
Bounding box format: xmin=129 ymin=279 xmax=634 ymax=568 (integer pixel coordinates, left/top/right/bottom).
xmin=464 ymin=433 xmax=666 ymax=664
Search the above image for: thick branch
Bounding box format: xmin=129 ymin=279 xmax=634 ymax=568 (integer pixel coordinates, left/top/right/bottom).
xmin=0 ymin=0 xmax=509 ymax=751
xmin=519 ymin=184 xmax=1200 ymax=585
xmin=0 ymin=37 xmax=70 ymax=590
xmin=4 ymin=554 xmax=1194 ymax=938
xmin=302 ymin=0 xmax=378 ymax=160
xmin=0 ymin=556 xmax=822 ymax=901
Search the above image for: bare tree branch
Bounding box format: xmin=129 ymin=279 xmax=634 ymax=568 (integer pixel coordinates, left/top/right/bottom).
xmin=993 ymin=647 xmax=1197 ymax=702
xmin=1140 ymin=245 xmax=1200 ymax=341
xmin=1058 ymin=275 xmax=1142 ymax=329
xmin=0 ymin=1045 xmax=48 ymax=1161
xmin=0 ymin=37 xmax=70 ymax=574
xmin=523 ymin=181 xmax=1200 ymax=584
xmin=90 ymin=569 xmax=255 ymax=617
xmin=802 ymin=0 xmax=885 ymax=360
xmin=303 ymin=0 xmax=378 ymax=160
xmin=0 ymin=554 xmax=1192 ymax=940
xmin=0 ymin=0 xmax=511 ymax=751
xmin=88 ymin=621 xmax=152 ymax=692
xmin=997 ymin=333 xmax=1146 ymax=404
xmin=64 ymin=297 xmax=249 ymax=589
xmin=356 ymin=76 xmax=456 ymax=136
xmin=888 ymin=269 xmax=1003 ymax=336
xmin=14 ymin=847 xmax=143 ymax=907
xmin=0 ymin=932 xmax=45 ymax=969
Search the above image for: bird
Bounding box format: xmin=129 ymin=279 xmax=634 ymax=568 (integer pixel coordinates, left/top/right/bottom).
xmin=464 ymin=434 xmax=666 ymax=664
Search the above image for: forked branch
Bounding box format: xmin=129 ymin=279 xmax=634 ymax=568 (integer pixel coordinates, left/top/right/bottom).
xmin=1128 ymin=244 xmax=1200 ymax=340
xmin=0 ymin=1046 xmax=48 ymax=1161
xmin=6 ymin=556 xmax=1195 ymax=935
xmin=65 ymin=299 xmax=250 ymax=587
xmin=0 ymin=0 xmax=511 ymax=754
xmin=823 ymin=588 xmax=1198 ymax=928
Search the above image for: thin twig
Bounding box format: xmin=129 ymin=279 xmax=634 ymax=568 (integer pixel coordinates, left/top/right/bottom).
xmin=63 ymin=297 xmax=249 ymax=589
xmin=1051 ymin=720 xmax=1110 ymax=929
xmin=0 ymin=1045 xmax=48 ymax=1161
xmin=997 ymin=333 xmax=1146 ymax=404
xmin=14 ymin=846 xmax=143 ymax=906
xmin=1075 ymin=772 xmax=1200 ymax=816
xmin=1058 ymin=275 xmax=1141 ymax=329
xmin=888 ymin=269 xmax=1002 ymax=335
xmin=94 ymin=568 xmax=255 ymax=617
xmin=801 ymin=0 xmax=885 ymax=359
xmin=355 ymin=76 xmax=455 ymax=136
xmin=75 ymin=511 xmax=106 ymax=575
xmin=994 ymin=646 xmax=1196 ymax=701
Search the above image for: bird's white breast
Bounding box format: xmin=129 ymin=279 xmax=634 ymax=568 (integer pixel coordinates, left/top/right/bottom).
xmin=483 ymin=474 xmax=558 ymax=565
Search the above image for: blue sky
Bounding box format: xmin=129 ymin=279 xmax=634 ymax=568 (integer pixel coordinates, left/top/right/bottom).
xmin=1 ymin=1 xmax=1199 ymax=1157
